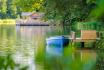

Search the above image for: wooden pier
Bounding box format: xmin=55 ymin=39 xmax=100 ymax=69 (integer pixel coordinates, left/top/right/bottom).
xmin=70 ymin=30 xmax=100 ymax=48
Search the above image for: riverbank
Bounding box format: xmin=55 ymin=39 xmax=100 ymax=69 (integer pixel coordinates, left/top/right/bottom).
xmin=16 ymin=19 xmax=50 ymax=26
xmin=0 ymin=19 xmax=49 ymax=26
xmin=0 ymin=19 xmax=15 ymax=25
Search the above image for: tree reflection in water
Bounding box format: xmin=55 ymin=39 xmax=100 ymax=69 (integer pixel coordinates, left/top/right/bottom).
xmin=0 ymin=25 xmax=98 ymax=70
xmin=35 ymin=42 xmax=97 ymax=70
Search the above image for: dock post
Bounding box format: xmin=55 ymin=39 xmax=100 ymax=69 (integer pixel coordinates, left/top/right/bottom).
xmin=81 ymin=42 xmax=84 ymax=48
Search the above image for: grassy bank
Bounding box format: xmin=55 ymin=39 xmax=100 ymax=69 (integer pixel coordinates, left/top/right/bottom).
xmin=0 ymin=19 xmax=15 ymax=25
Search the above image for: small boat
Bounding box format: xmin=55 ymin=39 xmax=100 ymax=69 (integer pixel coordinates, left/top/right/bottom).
xmin=46 ymin=36 xmax=69 ymax=46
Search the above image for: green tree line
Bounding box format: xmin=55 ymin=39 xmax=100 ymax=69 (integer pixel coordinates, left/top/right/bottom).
xmin=44 ymin=0 xmax=98 ymax=25
xmin=0 ymin=0 xmax=104 ymax=24
xmin=0 ymin=0 xmax=17 ymax=19
xmin=0 ymin=0 xmax=44 ymax=19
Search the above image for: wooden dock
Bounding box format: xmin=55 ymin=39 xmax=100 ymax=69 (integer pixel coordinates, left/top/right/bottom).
xmin=70 ymin=30 xmax=100 ymax=48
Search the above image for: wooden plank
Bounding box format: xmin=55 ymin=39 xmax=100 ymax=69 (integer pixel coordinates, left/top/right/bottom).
xmin=81 ymin=30 xmax=97 ymax=40
xmin=74 ymin=38 xmax=96 ymax=42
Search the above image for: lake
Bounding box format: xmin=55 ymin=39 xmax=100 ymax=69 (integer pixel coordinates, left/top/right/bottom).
xmin=0 ymin=25 xmax=102 ymax=70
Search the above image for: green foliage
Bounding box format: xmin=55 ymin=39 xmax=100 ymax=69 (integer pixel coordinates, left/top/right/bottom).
xmin=44 ymin=0 xmax=93 ymax=25
xmin=89 ymin=0 xmax=104 ymax=20
xmin=76 ymin=22 xmax=102 ymax=30
xmin=16 ymin=0 xmax=44 ymax=12
xmin=0 ymin=0 xmax=44 ymax=19
xmin=0 ymin=0 xmax=18 ymax=19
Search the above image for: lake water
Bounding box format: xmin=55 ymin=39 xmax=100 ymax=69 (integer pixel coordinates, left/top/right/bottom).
xmin=0 ymin=25 xmax=101 ymax=70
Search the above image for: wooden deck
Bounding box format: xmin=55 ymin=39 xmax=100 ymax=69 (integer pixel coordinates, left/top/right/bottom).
xmin=70 ymin=30 xmax=100 ymax=42
xmin=69 ymin=30 xmax=100 ymax=48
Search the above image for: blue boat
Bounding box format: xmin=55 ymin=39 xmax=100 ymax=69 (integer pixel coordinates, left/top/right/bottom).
xmin=46 ymin=36 xmax=69 ymax=46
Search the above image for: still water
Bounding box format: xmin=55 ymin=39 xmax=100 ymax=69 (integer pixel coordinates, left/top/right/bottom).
xmin=0 ymin=25 xmax=99 ymax=70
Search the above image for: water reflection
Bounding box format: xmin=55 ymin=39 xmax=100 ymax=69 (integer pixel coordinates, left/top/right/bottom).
xmin=45 ymin=43 xmax=97 ymax=70
xmin=46 ymin=45 xmax=63 ymax=56
xmin=0 ymin=25 xmax=98 ymax=70
xmin=73 ymin=49 xmax=97 ymax=70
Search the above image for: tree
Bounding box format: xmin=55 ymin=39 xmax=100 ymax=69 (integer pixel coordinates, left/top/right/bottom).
xmin=6 ymin=0 xmax=16 ymax=18
xmin=0 ymin=0 xmax=7 ymax=18
xmin=44 ymin=0 xmax=97 ymax=25
xmin=16 ymin=0 xmax=44 ymax=12
xmin=0 ymin=0 xmax=17 ymax=19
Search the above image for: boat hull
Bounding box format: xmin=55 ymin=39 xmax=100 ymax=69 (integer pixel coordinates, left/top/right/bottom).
xmin=46 ymin=36 xmax=69 ymax=46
